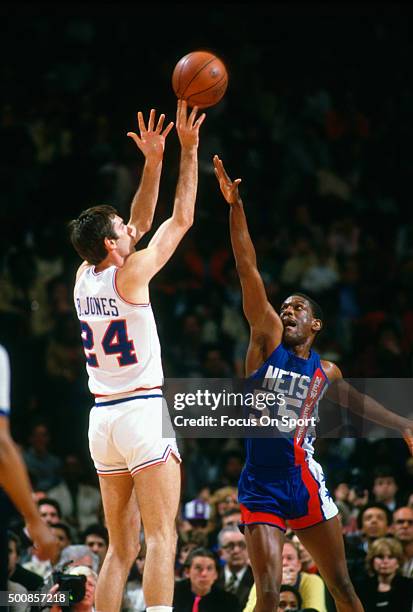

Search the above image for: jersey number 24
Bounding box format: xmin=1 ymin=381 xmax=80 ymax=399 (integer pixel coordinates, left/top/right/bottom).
xmin=80 ymin=319 xmax=137 ymax=367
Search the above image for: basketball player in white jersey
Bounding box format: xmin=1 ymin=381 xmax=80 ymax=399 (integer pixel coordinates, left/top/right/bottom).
xmin=69 ymin=100 xmax=205 ymax=612
xmin=0 ymin=344 xmax=58 ymax=588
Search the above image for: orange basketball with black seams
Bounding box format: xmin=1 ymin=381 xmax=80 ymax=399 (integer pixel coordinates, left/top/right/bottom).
xmin=172 ymin=51 xmax=228 ymax=109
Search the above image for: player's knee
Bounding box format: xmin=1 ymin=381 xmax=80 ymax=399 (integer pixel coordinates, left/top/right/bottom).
xmin=330 ymin=575 xmax=357 ymax=603
xmin=146 ymin=525 xmax=177 ymax=551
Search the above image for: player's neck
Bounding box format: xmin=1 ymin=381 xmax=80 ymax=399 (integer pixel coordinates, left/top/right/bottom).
xmin=288 ymin=339 xmax=313 ymax=360
xmin=95 ymin=252 xmax=124 ymax=272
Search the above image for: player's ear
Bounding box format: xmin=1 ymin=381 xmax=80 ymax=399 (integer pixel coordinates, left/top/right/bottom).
xmin=312 ymin=318 xmax=322 ymax=333
xmin=104 ymin=237 xmax=117 ymax=252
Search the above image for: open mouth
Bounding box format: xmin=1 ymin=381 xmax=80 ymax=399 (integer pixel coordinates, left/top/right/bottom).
xmin=283 ymin=318 xmax=297 ymax=329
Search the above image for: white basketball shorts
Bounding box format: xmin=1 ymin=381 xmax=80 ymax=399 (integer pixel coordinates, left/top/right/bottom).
xmin=88 ymin=391 xmax=181 ymax=477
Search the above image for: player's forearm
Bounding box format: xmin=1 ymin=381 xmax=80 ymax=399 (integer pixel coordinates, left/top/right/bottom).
xmin=229 ymin=200 xmax=258 ymax=273
xmin=336 ymin=382 xmax=410 ymax=432
xmin=128 ymin=160 xmax=163 ymax=240
xmin=172 ymin=146 xmax=198 ymax=227
xmin=0 ymin=432 xmax=40 ymax=523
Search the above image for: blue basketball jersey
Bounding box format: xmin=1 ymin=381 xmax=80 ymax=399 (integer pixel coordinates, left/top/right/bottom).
xmin=245 ymin=342 xmax=328 ymax=469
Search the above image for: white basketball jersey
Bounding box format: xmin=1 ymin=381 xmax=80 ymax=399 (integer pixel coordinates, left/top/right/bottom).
xmin=74 ymin=266 xmax=163 ymax=396
xmin=0 ymin=344 xmax=10 ymax=416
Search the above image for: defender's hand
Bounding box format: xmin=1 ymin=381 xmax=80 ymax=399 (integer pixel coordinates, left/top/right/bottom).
xmin=175 ymin=99 xmax=205 ymax=149
xmin=213 ymin=155 xmax=242 ymax=205
xmin=26 ymin=517 xmax=59 ymax=562
xmin=127 ymin=109 xmax=174 ymax=163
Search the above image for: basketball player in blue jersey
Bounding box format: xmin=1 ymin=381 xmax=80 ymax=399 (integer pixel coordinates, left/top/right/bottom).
xmin=69 ymin=101 xmax=205 ymax=612
xmin=213 ymin=155 xmax=413 ymax=612
xmin=0 ymin=344 xmax=58 ymax=589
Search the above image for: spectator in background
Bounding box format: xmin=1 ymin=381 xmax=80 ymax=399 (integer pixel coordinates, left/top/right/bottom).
xmin=37 ymin=498 xmax=62 ymax=525
xmin=22 ymin=522 xmax=70 ymax=579
xmin=23 ymin=422 xmax=62 ymax=492
xmin=82 ymin=523 xmax=108 ymax=571
xmin=216 ymin=525 xmax=253 ymax=609
xmin=8 ymin=530 xmax=44 ymax=593
xmin=49 ymin=564 xmax=98 ymax=612
xmin=244 ymin=540 xmax=327 ymax=612
xmin=181 ymin=499 xmax=212 ymax=549
xmin=392 ymin=506 xmax=413 ymax=577
xmin=173 ymin=547 xmax=241 ymax=612
xmin=372 ymin=465 xmax=399 ymax=512
xmin=277 ymin=584 xmax=303 ymax=611
xmin=47 ymin=454 xmax=102 ymax=534
xmin=355 ymin=537 xmax=413 ymax=612
xmin=345 ymin=502 xmax=392 ymax=581
xmin=221 ymin=508 xmax=242 ymax=529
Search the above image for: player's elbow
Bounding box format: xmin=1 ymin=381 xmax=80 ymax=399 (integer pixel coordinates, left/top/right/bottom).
xmin=173 ymin=212 xmax=194 ymax=230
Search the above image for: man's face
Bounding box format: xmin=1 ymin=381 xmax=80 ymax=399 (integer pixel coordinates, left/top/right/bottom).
xmin=362 ymin=507 xmax=389 ymax=538
xmin=39 ymin=504 xmax=60 ymax=525
xmin=217 ymin=493 xmax=238 ymax=516
xmin=111 ymin=216 xmax=136 ymax=260
xmin=85 ymin=534 xmax=108 ymax=562
xmin=222 ymin=511 xmax=241 ymax=528
xmin=51 ymin=527 xmax=71 ymax=553
xmin=8 ymin=540 xmax=18 ymax=576
xmin=282 ymin=543 xmax=301 ymax=573
xmin=280 ymin=296 xmax=320 ymax=346
xmin=278 ymin=590 xmax=300 ymax=611
xmin=393 ymin=507 xmax=413 ymax=543
xmin=81 ymin=575 xmax=97 ymax=608
xmin=373 ymin=477 xmax=397 ymax=503
xmin=220 ymin=531 xmax=248 ymax=570
xmin=187 ymin=555 xmax=218 ymax=596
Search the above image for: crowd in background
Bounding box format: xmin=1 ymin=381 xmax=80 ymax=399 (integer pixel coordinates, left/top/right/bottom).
xmin=2 ymin=8 xmax=413 ymax=611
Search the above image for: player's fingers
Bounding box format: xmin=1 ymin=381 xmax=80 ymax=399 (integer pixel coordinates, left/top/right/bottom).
xmin=176 ymin=99 xmax=182 ymax=126
xmin=188 ymin=105 xmax=199 ymax=128
xmin=194 ymin=112 xmax=206 ymax=129
xmin=127 ymin=132 xmax=142 ymax=146
xmin=234 ymin=178 xmax=242 ymax=187
xmin=137 ymin=112 xmax=146 ymax=133
xmin=148 ymin=108 xmax=155 ymax=132
xmin=162 ymin=121 xmax=174 ymax=138
xmin=155 ymin=113 xmax=165 ymax=133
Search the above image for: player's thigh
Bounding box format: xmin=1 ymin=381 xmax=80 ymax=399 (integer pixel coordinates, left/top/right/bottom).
xmin=245 ymin=524 xmax=284 ymax=582
xmin=132 ymin=455 xmax=181 ymax=536
xmin=99 ymin=474 xmax=140 ymax=548
xmin=296 ymin=516 xmax=351 ymax=585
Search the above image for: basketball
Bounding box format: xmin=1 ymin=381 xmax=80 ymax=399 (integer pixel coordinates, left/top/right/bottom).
xmin=172 ymin=51 xmax=228 ymax=109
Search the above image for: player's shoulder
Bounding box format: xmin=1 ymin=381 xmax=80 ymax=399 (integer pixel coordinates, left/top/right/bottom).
xmin=321 ymin=359 xmax=342 ymax=382
xmin=75 ymin=261 xmax=92 ymax=284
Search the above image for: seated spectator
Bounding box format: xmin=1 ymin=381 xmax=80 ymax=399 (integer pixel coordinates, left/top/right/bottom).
xmin=181 ymin=498 xmax=212 ymax=548
xmin=372 ymin=465 xmax=400 ymax=512
xmin=221 ymin=508 xmax=242 ymax=529
xmin=278 ymin=584 xmax=302 ymax=611
xmin=47 ymin=454 xmax=102 ymax=533
xmin=216 ymin=525 xmax=253 ymax=609
xmin=175 ymin=539 xmax=199 ymax=580
xmin=392 ymin=506 xmax=413 ymax=577
xmin=22 ymin=522 xmax=69 ymax=579
xmin=122 ymin=542 xmax=146 ymax=612
xmin=345 ymin=502 xmax=391 ymax=581
xmin=244 ymin=541 xmax=327 ymax=612
xmin=8 ymin=530 xmax=44 ymax=593
xmin=23 ymin=422 xmax=62 ymax=492
xmin=38 ymin=498 xmax=62 ymax=525
xmin=82 ymin=523 xmax=108 ymax=571
xmin=173 ymin=547 xmax=241 ymax=611
xmin=57 ymin=545 xmax=99 ymax=574
xmin=355 ymin=537 xmax=413 ymax=611
xmin=289 ymin=534 xmax=318 ymax=574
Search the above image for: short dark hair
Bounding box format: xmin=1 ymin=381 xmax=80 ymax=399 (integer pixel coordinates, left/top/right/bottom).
xmin=38 ymin=498 xmax=62 ymax=517
xmin=68 ymin=205 xmax=119 ymax=265
xmin=357 ymin=502 xmax=392 ymax=530
xmin=51 ymin=522 xmax=72 ymax=541
xmin=185 ymin=547 xmax=219 ymax=571
xmin=373 ymin=465 xmax=397 ymax=482
xmin=8 ymin=530 xmax=21 ymax=555
xmin=280 ymin=584 xmax=302 ymax=609
xmin=83 ymin=523 xmax=109 ymax=546
xmin=291 ymin=292 xmax=324 ymax=321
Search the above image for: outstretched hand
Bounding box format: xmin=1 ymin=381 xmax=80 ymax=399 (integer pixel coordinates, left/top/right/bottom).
xmin=127 ymin=109 xmax=174 ymax=163
xmin=213 ymin=155 xmax=242 ymax=205
xmin=175 ymin=99 xmax=206 ymax=149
